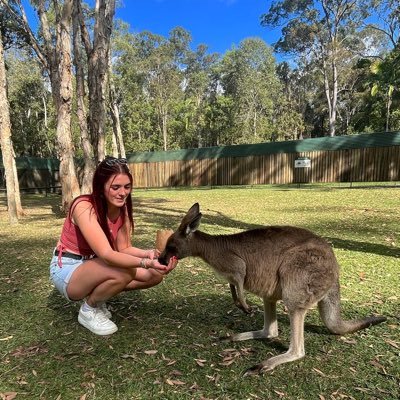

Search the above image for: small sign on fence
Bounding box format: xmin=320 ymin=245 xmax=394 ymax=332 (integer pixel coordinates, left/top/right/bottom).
xmin=295 ymin=157 xmax=311 ymax=168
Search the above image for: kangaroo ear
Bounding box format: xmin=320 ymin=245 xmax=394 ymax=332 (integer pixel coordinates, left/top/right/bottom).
xmin=185 ymin=213 xmax=202 ymax=235
xmin=188 ymin=203 xmax=200 ymax=215
xmin=179 ymin=203 xmax=202 ymax=236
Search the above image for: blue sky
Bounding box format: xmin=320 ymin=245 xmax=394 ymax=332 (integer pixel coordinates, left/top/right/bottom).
xmin=115 ymin=0 xmax=280 ymax=55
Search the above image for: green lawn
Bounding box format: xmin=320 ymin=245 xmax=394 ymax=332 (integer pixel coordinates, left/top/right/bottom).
xmin=0 ymin=186 xmax=399 ymax=400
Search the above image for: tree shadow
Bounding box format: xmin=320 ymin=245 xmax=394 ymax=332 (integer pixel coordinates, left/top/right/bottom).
xmin=132 ymin=196 xmax=399 ymax=259
xmin=326 ymin=237 xmax=400 ymax=258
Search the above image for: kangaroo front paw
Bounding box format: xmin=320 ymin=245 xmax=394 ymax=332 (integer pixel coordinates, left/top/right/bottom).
xmin=235 ymin=301 xmax=256 ymax=314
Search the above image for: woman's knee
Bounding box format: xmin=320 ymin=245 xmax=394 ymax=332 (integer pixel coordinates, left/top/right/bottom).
xmin=151 ymin=272 xmax=164 ymax=286
xmin=114 ymin=269 xmax=137 ymax=286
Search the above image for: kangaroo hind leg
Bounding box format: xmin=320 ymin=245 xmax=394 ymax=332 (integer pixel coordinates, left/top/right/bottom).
xmin=244 ymin=307 xmax=307 ymax=376
xmin=229 ymin=299 xmax=278 ymax=342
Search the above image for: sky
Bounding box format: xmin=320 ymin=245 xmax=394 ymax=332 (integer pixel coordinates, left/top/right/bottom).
xmin=115 ymin=0 xmax=280 ymax=55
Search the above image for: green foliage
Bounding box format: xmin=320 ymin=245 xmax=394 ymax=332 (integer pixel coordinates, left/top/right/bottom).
xmin=6 ymin=49 xmax=56 ymax=156
xmin=0 ymin=186 xmax=399 ymax=399
xmin=2 ymin=1 xmax=400 ymax=157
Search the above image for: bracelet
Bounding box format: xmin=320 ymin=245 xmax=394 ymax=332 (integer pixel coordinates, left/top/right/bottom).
xmin=140 ymin=258 xmax=148 ymax=269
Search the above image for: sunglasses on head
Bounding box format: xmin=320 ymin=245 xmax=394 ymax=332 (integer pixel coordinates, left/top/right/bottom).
xmin=103 ymin=157 xmax=128 ymax=166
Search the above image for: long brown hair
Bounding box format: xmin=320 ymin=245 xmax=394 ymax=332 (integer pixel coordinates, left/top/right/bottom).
xmin=70 ymin=157 xmax=134 ymax=249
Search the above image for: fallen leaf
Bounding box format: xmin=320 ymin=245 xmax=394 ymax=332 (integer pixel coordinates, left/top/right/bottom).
xmin=145 ymin=369 xmax=158 ymax=374
xmin=0 ymin=336 xmax=13 ymax=341
xmin=219 ymin=359 xmax=235 ymax=366
xmin=120 ymin=354 xmax=136 ymax=359
xmin=165 ymin=379 xmax=185 ymax=386
xmin=0 ymin=393 xmax=18 ymax=400
xmin=313 ymin=368 xmax=327 ymax=377
xmin=11 ymin=345 xmax=48 ymax=358
xmin=384 ymin=339 xmax=399 ymax=349
xmin=144 ymin=350 xmax=158 ymax=355
xmin=169 ymin=370 xmax=183 ymax=377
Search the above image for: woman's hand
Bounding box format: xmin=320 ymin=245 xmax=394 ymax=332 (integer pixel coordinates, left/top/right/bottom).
xmin=145 ymin=249 xmax=160 ymax=260
xmin=165 ymin=256 xmax=178 ymax=274
xmin=144 ymin=256 xmax=178 ymax=275
xmin=142 ymin=257 xmax=167 ymax=272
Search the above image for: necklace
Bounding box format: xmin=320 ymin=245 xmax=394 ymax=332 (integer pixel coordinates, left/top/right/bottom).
xmin=107 ymin=212 xmax=120 ymax=235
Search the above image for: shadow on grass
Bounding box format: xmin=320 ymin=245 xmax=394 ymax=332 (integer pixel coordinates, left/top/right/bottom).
xmin=132 ymin=196 xmax=400 ymax=259
xmin=326 ymin=237 xmax=400 ymax=258
xmin=45 ymin=279 xmax=382 ymax=349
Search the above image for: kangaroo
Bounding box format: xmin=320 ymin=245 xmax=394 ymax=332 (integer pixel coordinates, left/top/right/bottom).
xmin=159 ymin=203 xmax=386 ymax=374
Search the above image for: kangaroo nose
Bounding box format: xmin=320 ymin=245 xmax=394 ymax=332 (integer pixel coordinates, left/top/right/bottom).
xmin=158 ymin=255 xmax=168 ymax=266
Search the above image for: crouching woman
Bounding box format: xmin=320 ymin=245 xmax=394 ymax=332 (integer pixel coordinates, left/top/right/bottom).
xmin=49 ymin=157 xmax=177 ymax=335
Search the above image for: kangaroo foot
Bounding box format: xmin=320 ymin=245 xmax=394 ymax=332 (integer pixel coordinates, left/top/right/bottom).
xmin=243 ymin=363 xmax=266 ymax=377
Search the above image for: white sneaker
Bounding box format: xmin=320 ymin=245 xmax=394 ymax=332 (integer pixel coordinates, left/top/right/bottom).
xmin=78 ymin=305 xmax=118 ymax=336
xmin=98 ymin=302 xmax=112 ymax=319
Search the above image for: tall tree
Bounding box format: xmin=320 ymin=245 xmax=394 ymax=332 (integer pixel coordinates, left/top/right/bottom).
xmin=366 ymin=0 xmax=399 ymax=49
xmin=218 ymin=38 xmax=281 ymax=143
xmin=0 ymin=23 xmax=23 ymax=223
xmin=262 ymin=0 xmax=371 ymax=137
xmin=2 ymin=0 xmax=80 ymax=211
xmin=148 ymin=27 xmax=189 ymax=150
xmin=75 ymin=0 xmax=116 ymax=162
xmin=108 ymin=50 xmax=125 ymax=158
xmin=72 ymin=0 xmax=95 ymax=194
xmin=7 ymin=49 xmax=55 ymax=156
xmin=182 ymin=44 xmax=218 ymax=148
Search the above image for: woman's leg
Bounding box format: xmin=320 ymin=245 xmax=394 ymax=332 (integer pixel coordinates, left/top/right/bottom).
xmin=123 ymin=268 xmax=164 ymax=291
xmin=66 ymin=258 xmax=164 ymax=306
xmin=67 ymin=258 xmax=135 ymax=306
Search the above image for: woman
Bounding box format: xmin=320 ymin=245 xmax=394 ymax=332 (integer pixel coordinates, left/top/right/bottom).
xmin=49 ymin=157 xmax=178 ymax=335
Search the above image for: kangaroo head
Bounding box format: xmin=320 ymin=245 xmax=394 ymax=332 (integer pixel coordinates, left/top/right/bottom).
xmin=158 ymin=203 xmax=202 ymax=265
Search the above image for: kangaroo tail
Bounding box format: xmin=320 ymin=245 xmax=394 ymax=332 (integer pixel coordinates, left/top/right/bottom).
xmin=318 ymin=280 xmax=386 ymax=335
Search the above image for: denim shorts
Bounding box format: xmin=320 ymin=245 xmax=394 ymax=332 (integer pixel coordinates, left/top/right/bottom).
xmin=49 ymin=252 xmax=84 ymax=301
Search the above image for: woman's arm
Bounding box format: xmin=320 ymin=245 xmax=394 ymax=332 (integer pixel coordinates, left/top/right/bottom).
xmin=116 ymin=220 xmax=159 ymax=259
xmin=72 ymin=202 xmax=166 ymax=272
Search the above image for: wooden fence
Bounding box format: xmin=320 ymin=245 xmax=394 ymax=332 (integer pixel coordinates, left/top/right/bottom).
xmin=1 ymin=132 xmax=400 ymax=191
xmin=128 ymin=134 xmax=400 ymax=188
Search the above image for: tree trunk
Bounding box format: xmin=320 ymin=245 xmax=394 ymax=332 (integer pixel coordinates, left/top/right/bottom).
xmin=73 ymin=0 xmax=96 ymax=194
xmin=162 ymin=109 xmax=168 ymax=151
xmin=109 ymin=54 xmax=126 ymax=158
xmin=0 ymin=28 xmax=22 ymax=224
xmin=386 ymin=90 xmax=392 ymax=131
xmin=54 ymin=0 xmax=80 ymax=211
xmin=2 ymin=0 xmax=80 ymax=212
xmin=329 ymin=56 xmax=338 ymax=137
xmin=79 ymin=0 xmax=116 ymax=162
xmin=323 ymin=57 xmax=337 ymax=137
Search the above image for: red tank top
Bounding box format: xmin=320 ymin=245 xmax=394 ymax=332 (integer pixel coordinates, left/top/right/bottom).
xmin=58 ymin=195 xmax=124 ymax=257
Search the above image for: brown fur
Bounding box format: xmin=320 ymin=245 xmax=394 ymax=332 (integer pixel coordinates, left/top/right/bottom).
xmin=159 ymin=203 xmax=386 ymax=374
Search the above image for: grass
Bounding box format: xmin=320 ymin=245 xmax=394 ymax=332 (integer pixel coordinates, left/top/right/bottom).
xmin=0 ymin=186 xmax=399 ymax=400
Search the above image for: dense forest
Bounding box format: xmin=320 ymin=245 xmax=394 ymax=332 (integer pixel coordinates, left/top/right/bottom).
xmin=2 ymin=0 xmax=400 ymax=158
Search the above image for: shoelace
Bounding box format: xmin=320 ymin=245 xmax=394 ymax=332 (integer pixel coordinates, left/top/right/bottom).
xmin=94 ymin=309 xmax=110 ymax=323
xmin=98 ymin=303 xmax=110 ymax=315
